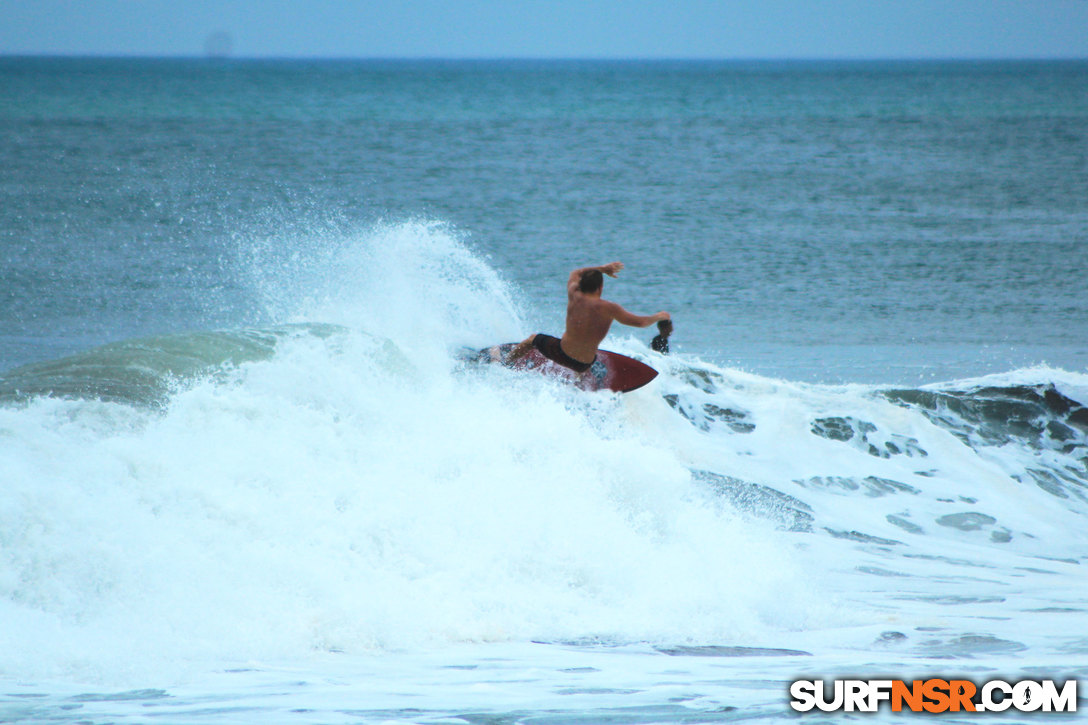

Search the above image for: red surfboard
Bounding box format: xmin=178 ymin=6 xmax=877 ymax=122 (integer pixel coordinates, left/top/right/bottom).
xmin=473 ymin=343 xmax=658 ymax=393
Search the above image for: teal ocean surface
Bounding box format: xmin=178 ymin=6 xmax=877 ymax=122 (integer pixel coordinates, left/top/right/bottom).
xmin=3 ymin=58 xmax=1087 ymax=381
xmin=1 ymin=59 xmax=1087 ymax=723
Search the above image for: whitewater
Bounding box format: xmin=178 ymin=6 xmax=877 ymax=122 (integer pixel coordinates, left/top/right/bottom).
xmin=1 ymin=223 xmax=1085 ymax=722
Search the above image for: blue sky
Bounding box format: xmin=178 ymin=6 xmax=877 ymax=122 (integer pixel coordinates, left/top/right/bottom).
xmin=1 ymin=0 xmax=1086 ymax=59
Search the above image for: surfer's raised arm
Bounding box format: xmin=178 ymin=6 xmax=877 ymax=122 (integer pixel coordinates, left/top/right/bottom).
xmin=568 ymin=262 xmax=623 ymax=295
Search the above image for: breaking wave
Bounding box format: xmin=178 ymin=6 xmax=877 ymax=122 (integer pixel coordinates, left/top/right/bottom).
xmin=1 ymin=221 xmax=1085 ymax=682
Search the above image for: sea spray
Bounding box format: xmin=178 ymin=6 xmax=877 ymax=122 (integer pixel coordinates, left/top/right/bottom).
xmin=240 ymin=219 xmax=526 ymax=360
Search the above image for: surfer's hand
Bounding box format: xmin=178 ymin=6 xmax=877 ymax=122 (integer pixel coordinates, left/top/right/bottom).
xmin=657 ymin=311 xmax=671 ymax=321
xmin=602 ymin=262 xmax=624 ymax=277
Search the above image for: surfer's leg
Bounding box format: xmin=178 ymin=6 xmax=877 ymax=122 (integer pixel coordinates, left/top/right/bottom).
xmin=505 ymin=334 xmax=537 ymax=365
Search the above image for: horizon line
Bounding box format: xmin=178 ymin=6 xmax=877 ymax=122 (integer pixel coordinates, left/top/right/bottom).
xmin=3 ymin=52 xmax=1087 ymax=63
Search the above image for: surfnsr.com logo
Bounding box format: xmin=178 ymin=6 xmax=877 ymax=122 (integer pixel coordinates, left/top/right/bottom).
xmin=789 ymin=679 xmax=1078 ymax=713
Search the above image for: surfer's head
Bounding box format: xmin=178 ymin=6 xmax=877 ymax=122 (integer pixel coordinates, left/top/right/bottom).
xmin=657 ymin=319 xmax=673 ymax=335
xmin=578 ymin=269 xmax=604 ymax=294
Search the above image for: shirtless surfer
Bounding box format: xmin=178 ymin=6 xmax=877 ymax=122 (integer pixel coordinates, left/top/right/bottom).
xmin=506 ymin=262 xmax=670 ymax=372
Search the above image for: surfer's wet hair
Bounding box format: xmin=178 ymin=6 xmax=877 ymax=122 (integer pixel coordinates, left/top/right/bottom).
xmin=579 ymin=269 xmax=604 ymax=293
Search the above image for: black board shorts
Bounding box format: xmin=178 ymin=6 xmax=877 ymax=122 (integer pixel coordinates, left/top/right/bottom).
xmin=532 ymin=334 xmax=594 ymax=373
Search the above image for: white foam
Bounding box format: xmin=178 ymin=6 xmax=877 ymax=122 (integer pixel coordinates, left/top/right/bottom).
xmin=0 ymin=224 xmax=828 ymax=682
xmin=2 ymin=222 xmax=1085 ymax=688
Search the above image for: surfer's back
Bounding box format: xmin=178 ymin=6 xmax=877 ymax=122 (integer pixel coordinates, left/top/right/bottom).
xmin=561 ymin=293 xmax=616 ymax=363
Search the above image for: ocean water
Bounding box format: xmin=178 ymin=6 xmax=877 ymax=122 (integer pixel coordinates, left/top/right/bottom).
xmin=1 ymin=58 xmax=1087 ymax=723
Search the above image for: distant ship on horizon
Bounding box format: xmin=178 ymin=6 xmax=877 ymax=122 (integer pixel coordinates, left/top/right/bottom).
xmin=204 ymin=31 xmax=233 ymax=59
